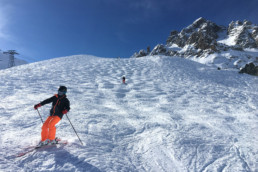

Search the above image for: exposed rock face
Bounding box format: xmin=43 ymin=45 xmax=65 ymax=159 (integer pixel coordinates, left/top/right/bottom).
xmin=231 ymin=20 xmax=257 ymax=48
xmin=165 ymin=18 xmax=258 ymax=53
xmin=252 ymin=26 xmax=258 ymax=45
xmin=132 ymin=17 xmax=258 ymax=73
xmin=166 ymin=31 xmax=180 ymax=46
xmin=239 ymin=63 xmax=258 ymax=76
xmin=133 ymin=49 xmax=148 ymax=58
xmin=151 ymin=44 xmax=169 ymax=56
xmin=172 ymin=17 xmax=222 ymax=50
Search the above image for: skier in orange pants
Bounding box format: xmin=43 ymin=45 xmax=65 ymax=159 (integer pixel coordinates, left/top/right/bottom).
xmin=34 ymin=86 xmax=70 ymax=146
xmin=41 ymin=116 xmax=61 ymax=141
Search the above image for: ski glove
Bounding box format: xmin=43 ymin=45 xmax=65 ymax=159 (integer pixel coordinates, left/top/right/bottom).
xmin=62 ymin=109 xmax=68 ymax=114
xmin=34 ymin=103 xmax=41 ymax=109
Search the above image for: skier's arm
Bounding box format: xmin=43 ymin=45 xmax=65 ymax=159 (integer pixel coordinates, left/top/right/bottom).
xmin=62 ymin=99 xmax=70 ymax=114
xmin=40 ymin=96 xmax=55 ymax=106
xmin=34 ymin=96 xmax=55 ymax=109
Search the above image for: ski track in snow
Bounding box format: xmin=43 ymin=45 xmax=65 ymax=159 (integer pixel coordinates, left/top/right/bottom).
xmin=0 ymin=55 xmax=257 ymax=172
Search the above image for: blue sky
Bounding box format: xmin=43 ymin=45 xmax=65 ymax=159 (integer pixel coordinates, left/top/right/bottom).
xmin=0 ymin=0 xmax=258 ymax=62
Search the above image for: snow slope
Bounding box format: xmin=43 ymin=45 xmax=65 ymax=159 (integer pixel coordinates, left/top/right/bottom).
xmin=0 ymin=55 xmax=257 ymax=172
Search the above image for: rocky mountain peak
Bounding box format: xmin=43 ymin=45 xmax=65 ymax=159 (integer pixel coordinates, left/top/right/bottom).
xmin=166 ymin=17 xmax=222 ymax=50
xmin=227 ymin=20 xmax=257 ymax=48
xmin=132 ymin=18 xmax=258 ymax=72
xmin=192 ymin=17 xmax=207 ymax=27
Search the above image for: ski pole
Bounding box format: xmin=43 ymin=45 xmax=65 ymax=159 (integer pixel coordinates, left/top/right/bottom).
xmin=65 ymin=113 xmax=83 ymax=145
xmin=36 ymin=109 xmax=44 ymax=124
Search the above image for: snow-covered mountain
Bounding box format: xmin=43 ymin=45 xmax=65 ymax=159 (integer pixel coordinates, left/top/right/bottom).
xmin=0 ymin=51 xmax=27 ymax=70
xmin=133 ymin=17 xmax=258 ymax=70
xmin=0 ymin=55 xmax=257 ymax=171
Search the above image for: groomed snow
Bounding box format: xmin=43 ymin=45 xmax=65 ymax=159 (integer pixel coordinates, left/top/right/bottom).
xmin=0 ymin=55 xmax=257 ymax=171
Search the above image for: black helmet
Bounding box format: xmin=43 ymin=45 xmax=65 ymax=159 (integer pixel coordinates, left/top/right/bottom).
xmin=58 ymin=86 xmax=67 ymax=95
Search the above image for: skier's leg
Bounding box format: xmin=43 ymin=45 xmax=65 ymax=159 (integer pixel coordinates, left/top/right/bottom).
xmin=48 ymin=116 xmax=61 ymax=141
xmin=41 ymin=116 xmax=53 ymax=141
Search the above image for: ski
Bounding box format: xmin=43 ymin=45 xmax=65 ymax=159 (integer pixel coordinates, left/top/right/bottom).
xmin=16 ymin=139 xmax=68 ymax=158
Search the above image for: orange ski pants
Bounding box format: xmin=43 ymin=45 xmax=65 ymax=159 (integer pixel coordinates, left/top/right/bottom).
xmin=41 ymin=116 xmax=61 ymax=141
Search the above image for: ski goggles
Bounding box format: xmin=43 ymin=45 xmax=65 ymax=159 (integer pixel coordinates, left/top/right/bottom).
xmin=58 ymin=90 xmax=66 ymax=95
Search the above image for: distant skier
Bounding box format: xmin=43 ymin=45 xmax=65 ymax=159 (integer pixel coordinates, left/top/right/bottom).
xmin=34 ymin=86 xmax=70 ymax=146
xmin=122 ymin=76 xmax=126 ymax=84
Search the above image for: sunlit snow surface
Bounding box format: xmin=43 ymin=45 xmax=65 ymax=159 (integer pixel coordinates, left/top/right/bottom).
xmin=0 ymin=55 xmax=257 ymax=172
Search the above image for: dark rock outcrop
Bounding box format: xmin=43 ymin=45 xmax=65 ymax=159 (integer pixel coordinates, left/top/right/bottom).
xmin=239 ymin=63 xmax=258 ymax=76
xmin=133 ymin=49 xmax=148 ymax=58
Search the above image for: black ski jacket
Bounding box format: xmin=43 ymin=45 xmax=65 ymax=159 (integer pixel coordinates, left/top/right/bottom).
xmin=40 ymin=94 xmax=70 ymax=119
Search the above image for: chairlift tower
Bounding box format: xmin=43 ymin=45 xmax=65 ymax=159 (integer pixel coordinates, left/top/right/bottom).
xmin=3 ymin=50 xmax=19 ymax=68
